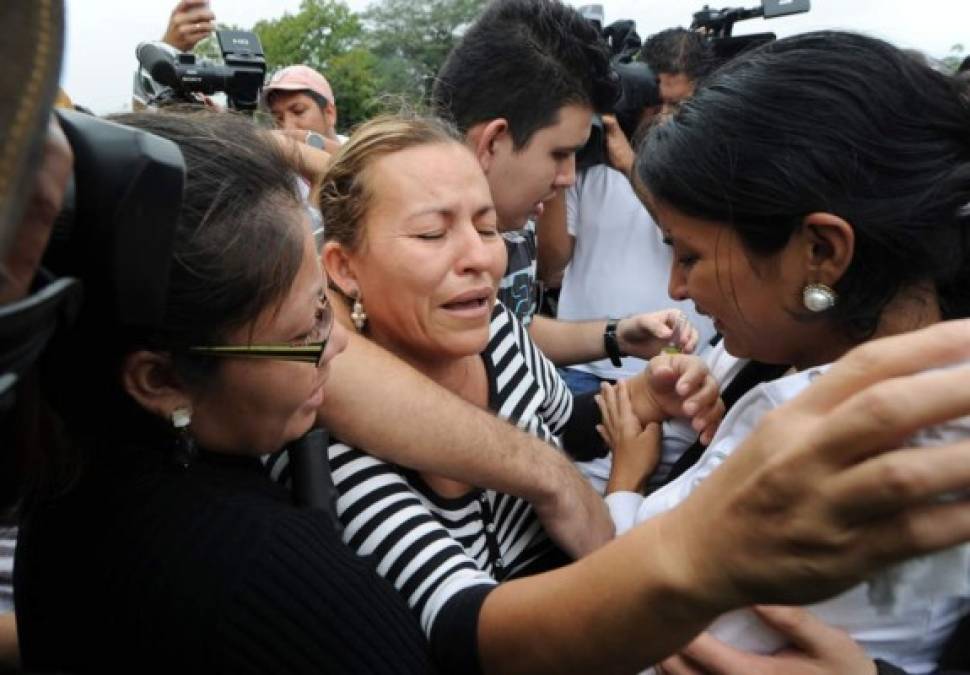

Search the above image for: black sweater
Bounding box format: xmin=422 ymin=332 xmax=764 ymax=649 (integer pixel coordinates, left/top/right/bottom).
xmin=14 ymin=437 xmax=437 ymax=674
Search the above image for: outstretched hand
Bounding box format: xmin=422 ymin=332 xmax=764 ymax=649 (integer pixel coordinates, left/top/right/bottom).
xmin=162 ymin=0 xmax=216 ymax=53
xmin=617 ymin=309 xmax=700 ymax=360
xmin=654 ymin=319 xmax=970 ymax=615
xmin=596 ymin=380 xmax=662 ymax=493
xmin=659 ymin=606 xmax=876 ymax=675
xmin=627 ymin=352 xmax=724 ymax=445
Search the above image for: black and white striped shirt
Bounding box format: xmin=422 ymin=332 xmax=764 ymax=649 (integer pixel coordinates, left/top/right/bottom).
xmin=271 ymin=302 xmax=573 ymax=640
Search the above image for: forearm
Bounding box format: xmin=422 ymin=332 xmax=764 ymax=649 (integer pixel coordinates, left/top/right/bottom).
xmin=528 ymin=315 xmax=607 ymax=366
xmin=478 ymin=511 xmax=724 ymax=674
xmin=319 ymin=332 xmax=573 ymax=503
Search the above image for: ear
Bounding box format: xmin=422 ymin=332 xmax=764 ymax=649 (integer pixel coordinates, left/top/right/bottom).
xmin=325 ymin=103 xmax=338 ymax=138
xmin=121 ymin=351 xmax=192 ymax=423
xmin=466 ymin=118 xmax=510 ymax=174
xmin=321 ymin=241 xmax=360 ymax=297
xmin=800 ymin=212 xmax=855 ymax=287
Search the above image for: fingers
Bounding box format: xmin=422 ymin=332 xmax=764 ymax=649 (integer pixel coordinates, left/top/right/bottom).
xmin=791 ymin=319 xmax=970 ymax=415
xmin=594 ymin=390 xmax=614 ymax=446
xmin=166 ymin=0 xmax=216 ymax=51
xmin=616 ymin=379 xmax=635 ymax=420
xmin=676 ymin=633 xmax=761 ymax=675
xmin=682 ymin=323 xmax=700 ymax=354
xmin=658 ymin=654 xmax=708 ymax=675
xmin=802 ymin=362 xmax=970 ymax=467
xmin=749 ymin=606 xmax=832 ymax=654
xmin=828 ymin=440 xmax=970 ymax=522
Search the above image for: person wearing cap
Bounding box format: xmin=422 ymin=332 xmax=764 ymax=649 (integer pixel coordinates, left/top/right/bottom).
xmin=263 ymin=64 xmax=346 ymax=152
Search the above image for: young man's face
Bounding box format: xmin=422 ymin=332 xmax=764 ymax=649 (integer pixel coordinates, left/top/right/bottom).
xmin=269 ymin=91 xmax=336 ymax=139
xmin=484 ymin=103 xmax=592 ymax=231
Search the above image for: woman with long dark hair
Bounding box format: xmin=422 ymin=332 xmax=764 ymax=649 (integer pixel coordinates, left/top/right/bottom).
xmin=602 ymin=30 xmax=970 ymax=673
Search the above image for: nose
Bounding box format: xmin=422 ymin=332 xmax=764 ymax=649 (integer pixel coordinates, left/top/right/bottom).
xmin=667 ymin=257 xmax=688 ymax=301
xmin=553 ymin=154 xmax=576 ymax=189
xmin=456 ymin=223 xmax=498 ymax=276
xmin=281 ymin=113 xmax=301 ymax=131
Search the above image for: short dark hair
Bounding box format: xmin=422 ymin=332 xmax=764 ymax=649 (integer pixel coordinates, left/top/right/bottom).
xmin=637 ymin=31 xmax=970 ymax=340
xmin=432 ymin=0 xmax=617 ymax=149
xmin=640 ymin=27 xmax=714 ymax=80
xmin=266 ymin=88 xmax=330 ymax=114
xmin=59 ymin=110 xmax=307 ymax=432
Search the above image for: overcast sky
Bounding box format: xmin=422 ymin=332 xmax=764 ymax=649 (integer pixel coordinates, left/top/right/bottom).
xmin=63 ymin=0 xmax=969 ymax=114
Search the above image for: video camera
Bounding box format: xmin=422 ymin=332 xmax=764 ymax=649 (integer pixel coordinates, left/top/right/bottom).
xmin=1 ymin=109 xmax=184 ymax=410
xmin=135 ymin=30 xmax=266 ymax=111
xmin=574 ymin=0 xmax=810 ymax=170
xmin=692 ymin=0 xmax=810 ymax=59
xmin=576 ymin=8 xmax=657 ymax=170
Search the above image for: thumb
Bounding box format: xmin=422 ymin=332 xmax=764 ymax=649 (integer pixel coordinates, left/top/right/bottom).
xmin=648 ymin=354 xmax=679 ymax=391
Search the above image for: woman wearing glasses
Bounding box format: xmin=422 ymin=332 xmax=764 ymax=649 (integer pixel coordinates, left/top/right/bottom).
xmin=13 ymin=111 xmax=436 ymax=673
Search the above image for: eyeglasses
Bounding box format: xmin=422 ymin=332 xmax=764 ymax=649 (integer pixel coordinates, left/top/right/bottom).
xmin=188 ymin=296 xmax=333 ymax=367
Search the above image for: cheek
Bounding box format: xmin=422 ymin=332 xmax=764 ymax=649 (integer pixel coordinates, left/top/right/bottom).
xmin=488 ymin=240 xmax=507 ymax=281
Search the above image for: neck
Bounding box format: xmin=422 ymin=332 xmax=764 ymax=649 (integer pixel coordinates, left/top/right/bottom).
xmin=793 ymin=283 xmax=941 ymax=371
xmin=366 ymin=330 xmax=479 ymax=396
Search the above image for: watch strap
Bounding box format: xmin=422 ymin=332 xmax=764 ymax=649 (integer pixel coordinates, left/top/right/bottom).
xmin=604 ymin=318 xmax=623 ymax=367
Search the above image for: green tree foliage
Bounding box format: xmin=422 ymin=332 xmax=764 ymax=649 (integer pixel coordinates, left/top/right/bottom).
xmin=191 ymin=0 xmax=489 ymax=129
xmin=363 ymin=0 xmax=489 ymax=103
xmin=250 ymin=0 xmax=381 ymax=131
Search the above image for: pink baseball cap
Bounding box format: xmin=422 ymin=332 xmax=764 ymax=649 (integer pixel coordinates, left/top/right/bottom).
xmin=263 ymin=65 xmax=335 ymax=105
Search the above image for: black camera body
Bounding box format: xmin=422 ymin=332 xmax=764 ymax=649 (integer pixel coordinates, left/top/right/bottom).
xmin=692 ymin=0 xmax=810 ymax=58
xmin=136 ymin=30 xmax=267 ymax=111
xmin=575 ymin=13 xmax=659 ymax=171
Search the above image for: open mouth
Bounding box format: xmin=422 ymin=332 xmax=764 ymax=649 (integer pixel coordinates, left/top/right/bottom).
xmin=442 ymin=297 xmax=489 ymax=311
xmin=442 ymin=289 xmax=491 ymax=313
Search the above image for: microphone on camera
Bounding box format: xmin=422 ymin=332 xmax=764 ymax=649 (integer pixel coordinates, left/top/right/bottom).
xmin=135 ymin=41 xmax=180 ymax=88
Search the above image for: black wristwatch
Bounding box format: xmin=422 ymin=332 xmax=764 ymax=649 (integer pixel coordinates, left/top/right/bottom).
xmin=604 ymin=318 xmax=624 ymax=367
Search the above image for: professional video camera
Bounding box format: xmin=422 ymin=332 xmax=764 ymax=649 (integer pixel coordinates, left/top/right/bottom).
xmin=135 ymin=30 xmax=266 ymax=111
xmin=575 ymin=7 xmax=658 ymax=170
xmin=692 ymin=0 xmax=810 ymax=59
xmin=1 ymin=107 xmax=185 ymax=508
xmin=2 ymin=110 xmax=184 ymax=405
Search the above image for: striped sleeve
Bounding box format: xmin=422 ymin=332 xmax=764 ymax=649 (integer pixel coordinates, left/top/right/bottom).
xmin=493 ymin=302 xmax=574 ymax=436
xmin=327 ymin=442 xmax=496 ymax=638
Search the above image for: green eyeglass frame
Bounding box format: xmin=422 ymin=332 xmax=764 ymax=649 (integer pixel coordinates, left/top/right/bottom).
xmin=188 ymin=326 xmax=332 ymax=367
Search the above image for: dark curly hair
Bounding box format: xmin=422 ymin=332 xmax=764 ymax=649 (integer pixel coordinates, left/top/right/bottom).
xmin=640 ymin=27 xmax=715 ymax=81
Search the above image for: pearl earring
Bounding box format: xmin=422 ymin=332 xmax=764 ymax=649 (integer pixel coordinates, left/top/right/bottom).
xmin=171 ymin=406 xmax=197 ymax=469
xmin=351 ymin=294 xmax=367 ymax=332
xmin=802 ymin=283 xmax=837 ymax=313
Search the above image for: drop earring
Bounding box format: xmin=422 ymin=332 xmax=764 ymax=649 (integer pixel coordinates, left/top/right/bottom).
xmin=171 ymin=406 xmax=197 ymax=469
xmin=802 ymin=283 xmax=838 ymax=313
xmin=351 ymin=293 xmax=367 ymax=332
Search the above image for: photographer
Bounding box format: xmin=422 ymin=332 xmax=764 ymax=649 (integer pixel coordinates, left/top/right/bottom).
xmin=263 ymin=64 xmax=346 ymax=153
xmin=641 ymin=27 xmax=716 ymax=112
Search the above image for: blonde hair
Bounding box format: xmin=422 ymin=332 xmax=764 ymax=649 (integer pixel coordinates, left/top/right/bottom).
xmin=318 ymin=114 xmax=463 ymax=251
